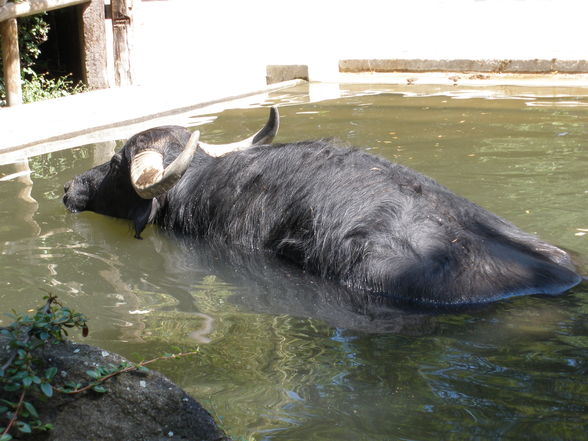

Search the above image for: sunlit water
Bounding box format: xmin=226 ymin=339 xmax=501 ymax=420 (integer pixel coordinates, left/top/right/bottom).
xmin=1 ymin=84 xmax=587 ymax=440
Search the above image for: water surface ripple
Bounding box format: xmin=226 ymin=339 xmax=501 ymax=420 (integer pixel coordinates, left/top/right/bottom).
xmin=1 ymin=86 xmax=587 ymax=440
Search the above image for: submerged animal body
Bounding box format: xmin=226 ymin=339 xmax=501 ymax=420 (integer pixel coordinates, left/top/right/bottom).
xmin=63 ymin=108 xmax=582 ymax=306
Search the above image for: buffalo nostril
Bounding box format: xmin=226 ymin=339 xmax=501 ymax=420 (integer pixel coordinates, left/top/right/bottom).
xmin=64 ymin=180 xmax=72 ymax=193
xmin=62 ymin=194 xmax=79 ymax=213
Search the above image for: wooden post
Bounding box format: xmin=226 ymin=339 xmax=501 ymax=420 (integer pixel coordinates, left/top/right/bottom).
xmin=111 ymin=0 xmax=132 ymax=86
xmin=79 ymin=0 xmax=108 ymax=89
xmin=0 ymin=17 xmax=22 ymax=106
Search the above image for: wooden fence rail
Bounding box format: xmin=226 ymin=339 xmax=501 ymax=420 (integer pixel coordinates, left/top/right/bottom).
xmin=0 ymin=0 xmax=89 ymax=22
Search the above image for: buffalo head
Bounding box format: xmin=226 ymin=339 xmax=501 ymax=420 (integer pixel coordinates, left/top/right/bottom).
xmin=63 ymin=107 xmax=279 ymax=238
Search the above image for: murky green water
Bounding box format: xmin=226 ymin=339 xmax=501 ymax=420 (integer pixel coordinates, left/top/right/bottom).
xmin=1 ymin=84 xmax=587 ymax=440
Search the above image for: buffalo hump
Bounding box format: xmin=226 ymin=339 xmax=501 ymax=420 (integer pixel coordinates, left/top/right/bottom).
xmin=158 ymin=139 xmax=581 ymax=305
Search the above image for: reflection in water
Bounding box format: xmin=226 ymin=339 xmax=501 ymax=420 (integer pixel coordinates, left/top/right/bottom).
xmin=60 ymin=209 xmax=588 ymax=440
xmin=65 ymin=212 xmax=438 ymax=341
xmin=92 ymin=140 xmax=117 ymax=166
xmin=0 ymin=89 xmax=587 ymax=440
xmin=0 ymin=159 xmax=40 ymax=237
xmin=154 ymin=232 xmax=439 ymax=336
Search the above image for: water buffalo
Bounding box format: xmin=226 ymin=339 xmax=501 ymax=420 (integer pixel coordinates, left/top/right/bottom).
xmin=63 ymin=107 xmax=582 ymax=306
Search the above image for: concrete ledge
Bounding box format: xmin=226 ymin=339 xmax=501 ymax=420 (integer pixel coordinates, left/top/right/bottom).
xmin=266 ymin=65 xmax=309 ymax=84
xmin=0 ymin=79 xmax=304 ymax=159
xmin=339 ymin=59 xmax=588 ymax=74
xmin=337 ymin=72 xmax=588 ymax=88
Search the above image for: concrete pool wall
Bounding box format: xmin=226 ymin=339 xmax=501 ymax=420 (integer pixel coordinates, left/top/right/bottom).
xmin=132 ymin=0 xmax=588 ymax=86
xmin=1 ymin=0 xmax=587 ymax=160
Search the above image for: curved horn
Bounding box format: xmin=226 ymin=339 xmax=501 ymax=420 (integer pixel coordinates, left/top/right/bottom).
xmin=131 ymin=130 xmax=200 ymax=199
xmin=199 ymin=106 xmax=279 ymax=157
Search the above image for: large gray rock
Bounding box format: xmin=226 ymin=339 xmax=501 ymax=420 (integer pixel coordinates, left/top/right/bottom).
xmin=0 ymin=338 xmax=230 ymax=441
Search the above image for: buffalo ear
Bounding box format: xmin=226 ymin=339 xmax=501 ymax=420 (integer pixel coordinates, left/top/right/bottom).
xmin=132 ymin=199 xmax=159 ymax=239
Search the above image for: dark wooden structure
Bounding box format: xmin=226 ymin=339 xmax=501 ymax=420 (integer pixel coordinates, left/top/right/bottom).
xmin=1 ymin=0 xmax=132 ymax=106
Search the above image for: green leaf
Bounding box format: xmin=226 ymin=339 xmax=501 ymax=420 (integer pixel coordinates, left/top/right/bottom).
xmin=17 ymin=421 xmax=32 ymax=433
xmin=4 ymin=383 xmax=20 ymax=392
xmin=40 ymin=382 xmax=53 ymax=397
xmin=92 ymin=385 xmax=107 ymax=393
xmin=23 ymin=376 xmax=33 ymax=387
xmin=64 ymin=381 xmax=82 ymax=390
xmin=12 ymin=371 xmax=26 ymax=380
xmin=44 ymin=367 xmax=58 ymax=380
xmin=23 ymin=401 xmax=38 ymax=418
xmin=86 ymin=370 xmax=101 ymax=379
xmin=0 ymin=432 xmax=13 ymax=441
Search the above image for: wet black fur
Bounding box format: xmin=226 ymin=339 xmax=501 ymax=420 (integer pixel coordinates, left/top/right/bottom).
xmin=63 ymin=126 xmax=582 ymax=306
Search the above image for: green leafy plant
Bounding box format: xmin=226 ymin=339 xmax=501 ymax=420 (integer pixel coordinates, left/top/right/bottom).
xmin=0 ymin=295 xmax=88 ymax=439
xmin=0 ymin=13 xmax=50 ymax=72
xmin=0 ymin=295 xmax=199 ymax=440
xmin=20 ymin=67 xmax=87 ymax=103
xmin=58 ymin=351 xmax=199 ymax=396
xmin=0 ymin=12 xmax=86 ymax=106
